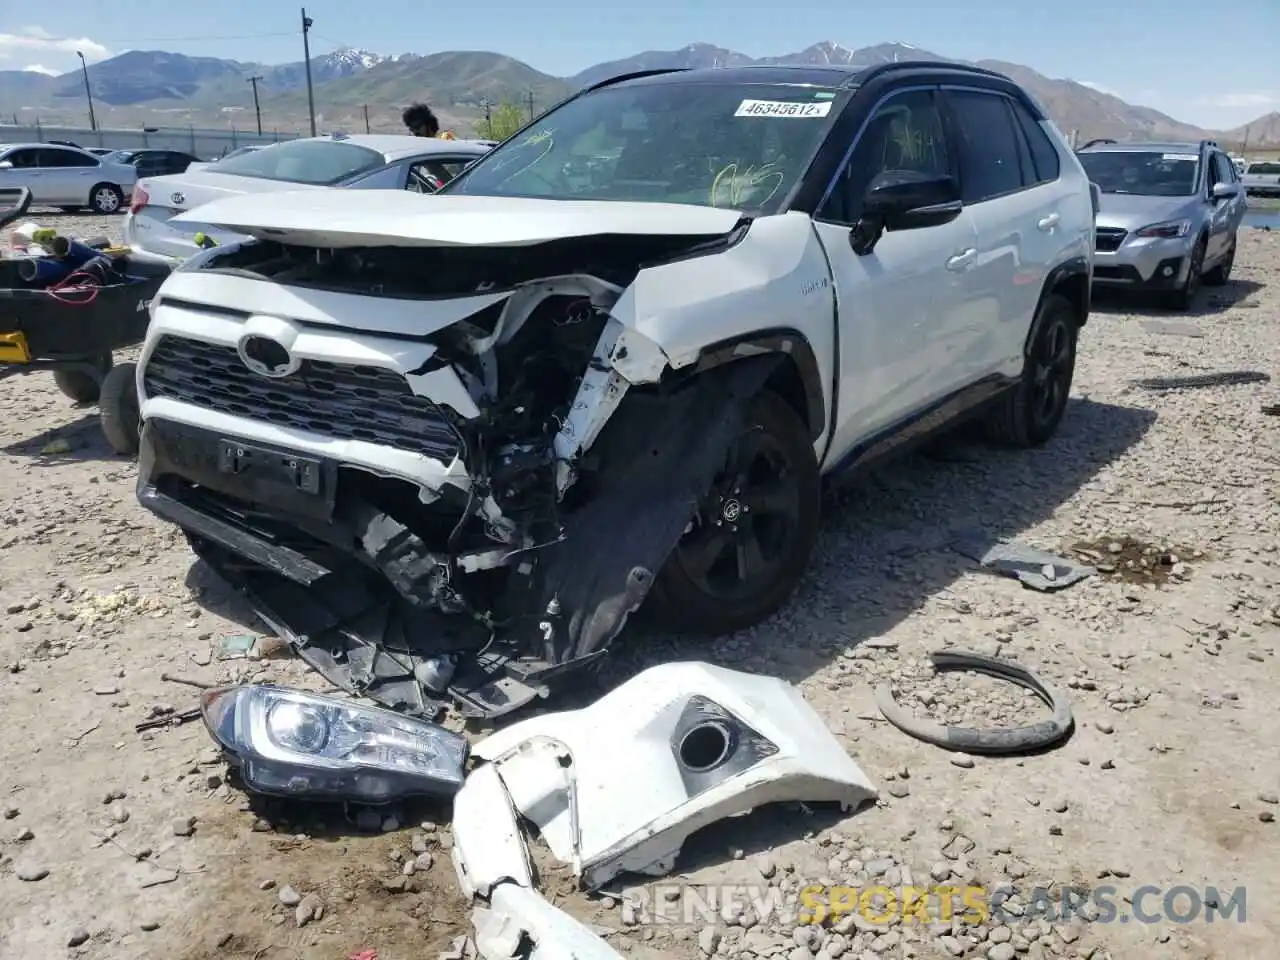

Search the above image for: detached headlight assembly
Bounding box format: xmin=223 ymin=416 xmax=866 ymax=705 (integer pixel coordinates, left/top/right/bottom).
xmin=201 ymin=685 xmax=468 ymax=803
xmin=1133 ymin=219 xmax=1192 ymax=239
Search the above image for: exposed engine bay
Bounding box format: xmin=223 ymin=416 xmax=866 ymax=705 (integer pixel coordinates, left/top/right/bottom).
xmin=136 ymin=228 xmax=778 ymax=719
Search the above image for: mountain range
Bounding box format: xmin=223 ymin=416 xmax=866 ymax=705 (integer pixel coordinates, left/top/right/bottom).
xmin=1 ymin=40 xmax=1275 ymax=145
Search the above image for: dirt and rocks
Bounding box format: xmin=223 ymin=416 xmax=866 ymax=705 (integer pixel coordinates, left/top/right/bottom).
xmin=1 ymin=212 xmax=1278 ymax=960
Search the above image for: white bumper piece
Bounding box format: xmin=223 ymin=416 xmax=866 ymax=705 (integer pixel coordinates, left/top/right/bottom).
xmin=450 ymin=662 xmax=877 ymax=959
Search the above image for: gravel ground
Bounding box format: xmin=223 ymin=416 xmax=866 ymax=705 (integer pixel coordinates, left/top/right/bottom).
xmin=1 ymin=212 xmax=1278 ymax=960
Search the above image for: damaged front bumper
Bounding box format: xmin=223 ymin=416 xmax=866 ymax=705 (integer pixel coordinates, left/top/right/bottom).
xmin=136 ymin=262 xmax=780 ymax=720
xmin=451 ymin=662 xmax=877 ymax=958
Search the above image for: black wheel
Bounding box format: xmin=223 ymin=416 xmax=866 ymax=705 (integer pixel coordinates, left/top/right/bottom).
xmin=1203 ymin=236 xmax=1235 ymax=287
xmin=52 ymin=353 xmax=113 ymax=404
xmin=984 ymin=294 xmax=1078 ymax=448
xmin=1162 ymin=237 xmax=1205 ymax=310
xmin=647 ymin=390 xmax=821 ymax=636
xmin=89 ymin=183 xmax=124 ymax=214
xmin=99 ymin=362 xmax=140 ymax=456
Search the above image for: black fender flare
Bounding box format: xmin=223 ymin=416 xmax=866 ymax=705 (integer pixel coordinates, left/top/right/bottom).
xmin=1023 ymin=255 xmax=1090 ymax=359
xmin=682 ymin=329 xmax=827 ymax=442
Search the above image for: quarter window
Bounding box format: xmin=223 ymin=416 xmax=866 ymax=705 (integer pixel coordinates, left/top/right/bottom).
xmin=1009 ymin=99 xmax=1060 ymax=184
xmin=947 ymin=89 xmax=1024 ymax=203
xmin=819 ymin=89 xmax=950 ymax=223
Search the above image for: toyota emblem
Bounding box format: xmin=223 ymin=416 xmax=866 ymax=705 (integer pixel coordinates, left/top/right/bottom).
xmin=171 ymin=191 xmax=185 ymax=205
xmin=237 ymin=334 xmax=299 ymax=379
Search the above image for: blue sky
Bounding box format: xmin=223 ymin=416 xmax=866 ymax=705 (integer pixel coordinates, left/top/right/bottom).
xmin=2 ymin=0 xmax=1277 ymax=129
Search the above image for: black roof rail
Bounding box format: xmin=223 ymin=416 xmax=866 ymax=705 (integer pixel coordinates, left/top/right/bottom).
xmin=1199 ymin=138 xmax=1218 ymax=150
xmin=849 ymin=59 xmax=1014 ymax=89
xmin=584 ymin=67 xmax=690 ymax=93
xmin=1077 ymin=138 xmax=1117 ymax=150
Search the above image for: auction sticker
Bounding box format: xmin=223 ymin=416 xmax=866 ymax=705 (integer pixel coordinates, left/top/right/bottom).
xmin=1162 ymin=153 xmax=1197 ymax=161
xmin=735 ymin=99 xmax=832 ymax=118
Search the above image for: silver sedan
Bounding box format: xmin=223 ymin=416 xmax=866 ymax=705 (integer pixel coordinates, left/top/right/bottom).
xmin=0 ymin=142 xmax=137 ymax=213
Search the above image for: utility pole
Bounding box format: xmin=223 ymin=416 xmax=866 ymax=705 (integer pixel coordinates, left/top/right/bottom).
xmin=247 ymin=75 xmax=264 ymax=135
xmin=481 ymin=98 xmax=493 ymax=138
xmin=76 ymin=51 xmax=97 ymax=132
xmin=301 ymin=8 xmax=317 ymax=136
xmin=525 ymin=90 xmax=535 ymax=122
xmin=362 ymin=104 xmax=370 ymax=133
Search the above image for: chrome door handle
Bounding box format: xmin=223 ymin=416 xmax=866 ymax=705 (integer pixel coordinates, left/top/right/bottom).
xmin=1037 ymin=213 xmax=1061 ymax=231
xmin=946 ymin=248 xmax=977 ymax=271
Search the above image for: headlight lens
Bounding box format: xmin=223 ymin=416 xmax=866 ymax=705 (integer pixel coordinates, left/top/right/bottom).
xmin=1133 ymin=219 xmax=1192 ymax=239
xmin=202 ymin=685 xmax=468 ymax=803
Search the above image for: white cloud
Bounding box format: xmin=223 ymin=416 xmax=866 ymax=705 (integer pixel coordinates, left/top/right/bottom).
xmin=1193 ymin=91 xmax=1279 ymax=110
xmin=0 ymin=26 xmax=111 ymax=64
xmin=23 ymin=64 xmax=59 ymax=76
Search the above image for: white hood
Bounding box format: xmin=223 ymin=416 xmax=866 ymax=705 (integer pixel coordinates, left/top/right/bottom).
xmin=172 ymin=189 xmax=746 ymax=248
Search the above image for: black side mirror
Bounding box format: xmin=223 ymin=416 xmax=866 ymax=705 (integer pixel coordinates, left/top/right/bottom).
xmin=851 ymin=170 xmax=962 ymax=255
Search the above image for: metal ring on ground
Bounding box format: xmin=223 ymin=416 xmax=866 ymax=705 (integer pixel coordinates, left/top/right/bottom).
xmin=875 ymin=649 xmax=1074 ymax=755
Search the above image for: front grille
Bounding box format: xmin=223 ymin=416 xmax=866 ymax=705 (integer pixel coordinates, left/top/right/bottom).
xmin=1094 ymin=227 xmax=1127 ymax=253
xmin=143 ymin=335 xmax=461 ymax=460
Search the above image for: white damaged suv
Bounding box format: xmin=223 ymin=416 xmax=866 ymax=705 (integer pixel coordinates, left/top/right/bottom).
xmin=134 ymin=62 xmax=1095 ymax=719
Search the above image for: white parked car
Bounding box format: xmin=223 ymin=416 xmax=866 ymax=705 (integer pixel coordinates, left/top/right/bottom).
xmin=123 ymin=133 xmax=492 ymax=263
xmin=132 ymin=61 xmax=1094 ymax=719
xmin=0 ymin=142 xmax=137 ymax=213
xmin=1241 ymin=159 xmax=1280 ymax=198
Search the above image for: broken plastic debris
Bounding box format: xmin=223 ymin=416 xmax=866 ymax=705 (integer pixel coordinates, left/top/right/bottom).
xmin=460 ymin=661 xmax=877 ymax=891
xmin=216 ymin=634 xmax=257 ymax=660
xmin=951 ymin=533 xmax=1095 ymax=592
xmin=472 ymin=884 xmax=624 ymax=959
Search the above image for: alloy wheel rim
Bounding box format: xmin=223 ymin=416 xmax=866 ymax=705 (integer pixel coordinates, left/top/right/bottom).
xmin=675 ymin=426 xmax=801 ymax=602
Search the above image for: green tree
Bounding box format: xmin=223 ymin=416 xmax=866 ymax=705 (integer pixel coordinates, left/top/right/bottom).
xmin=474 ymin=102 xmax=527 ymax=141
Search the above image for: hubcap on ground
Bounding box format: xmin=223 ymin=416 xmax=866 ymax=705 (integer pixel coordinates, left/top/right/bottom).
xmin=674 ymin=426 xmax=801 ymax=601
xmin=1031 ymin=318 xmax=1072 ymax=425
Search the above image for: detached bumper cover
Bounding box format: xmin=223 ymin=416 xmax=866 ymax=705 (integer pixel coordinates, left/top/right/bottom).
xmin=453 ymin=662 xmax=878 ymax=890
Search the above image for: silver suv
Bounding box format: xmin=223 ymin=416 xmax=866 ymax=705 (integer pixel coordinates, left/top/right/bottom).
xmin=1076 ymin=139 xmax=1246 ymax=310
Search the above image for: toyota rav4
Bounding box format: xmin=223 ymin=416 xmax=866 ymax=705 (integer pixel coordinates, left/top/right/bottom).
xmin=133 ymin=61 xmax=1095 ymax=719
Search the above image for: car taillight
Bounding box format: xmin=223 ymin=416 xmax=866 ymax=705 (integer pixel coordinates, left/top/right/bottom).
xmin=129 ymin=185 xmax=149 ymax=214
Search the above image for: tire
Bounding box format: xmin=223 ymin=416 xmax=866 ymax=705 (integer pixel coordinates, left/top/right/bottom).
xmin=1203 ymin=236 xmax=1235 ymax=286
xmin=98 ymin=362 xmax=140 ymax=457
xmin=89 ymin=183 xmax=124 ymax=214
xmin=52 ymin=353 xmax=113 ymax=404
xmin=647 ymin=390 xmax=821 ymax=635
xmin=983 ymin=294 xmax=1078 ymax=448
xmin=1161 ymin=237 xmax=1205 ymax=311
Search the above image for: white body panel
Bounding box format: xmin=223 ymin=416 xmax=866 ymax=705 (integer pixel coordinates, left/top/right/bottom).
xmin=176 ymin=189 xmax=746 ymax=247
xmin=456 ymin=662 xmax=876 ymax=889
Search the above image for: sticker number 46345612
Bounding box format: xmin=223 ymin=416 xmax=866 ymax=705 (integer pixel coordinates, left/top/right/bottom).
xmin=735 ymin=99 xmax=832 ymax=119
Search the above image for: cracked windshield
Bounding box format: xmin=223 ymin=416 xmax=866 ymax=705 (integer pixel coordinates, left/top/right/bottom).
xmin=450 ymin=82 xmax=838 ymax=211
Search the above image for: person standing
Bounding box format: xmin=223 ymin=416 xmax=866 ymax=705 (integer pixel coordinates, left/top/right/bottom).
xmin=402 ymin=103 xmax=456 ymax=139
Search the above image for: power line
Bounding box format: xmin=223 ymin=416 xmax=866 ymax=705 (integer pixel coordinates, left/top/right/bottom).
xmin=24 ymin=30 xmax=297 ymax=44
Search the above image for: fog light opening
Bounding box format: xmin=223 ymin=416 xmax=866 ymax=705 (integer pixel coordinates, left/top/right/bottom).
xmin=678 ymin=721 xmax=734 ymax=772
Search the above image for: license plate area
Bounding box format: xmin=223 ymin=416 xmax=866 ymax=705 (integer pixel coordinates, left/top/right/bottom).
xmin=219 ymin=440 xmax=323 ymax=494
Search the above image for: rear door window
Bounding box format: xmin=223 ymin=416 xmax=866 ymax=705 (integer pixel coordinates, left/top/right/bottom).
xmin=1009 ymin=99 xmax=1060 ymax=184
xmin=211 ymin=139 xmax=385 ymax=185
xmin=946 ymin=89 xmax=1025 ymax=203
xmin=39 ymin=148 xmax=98 ymax=168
